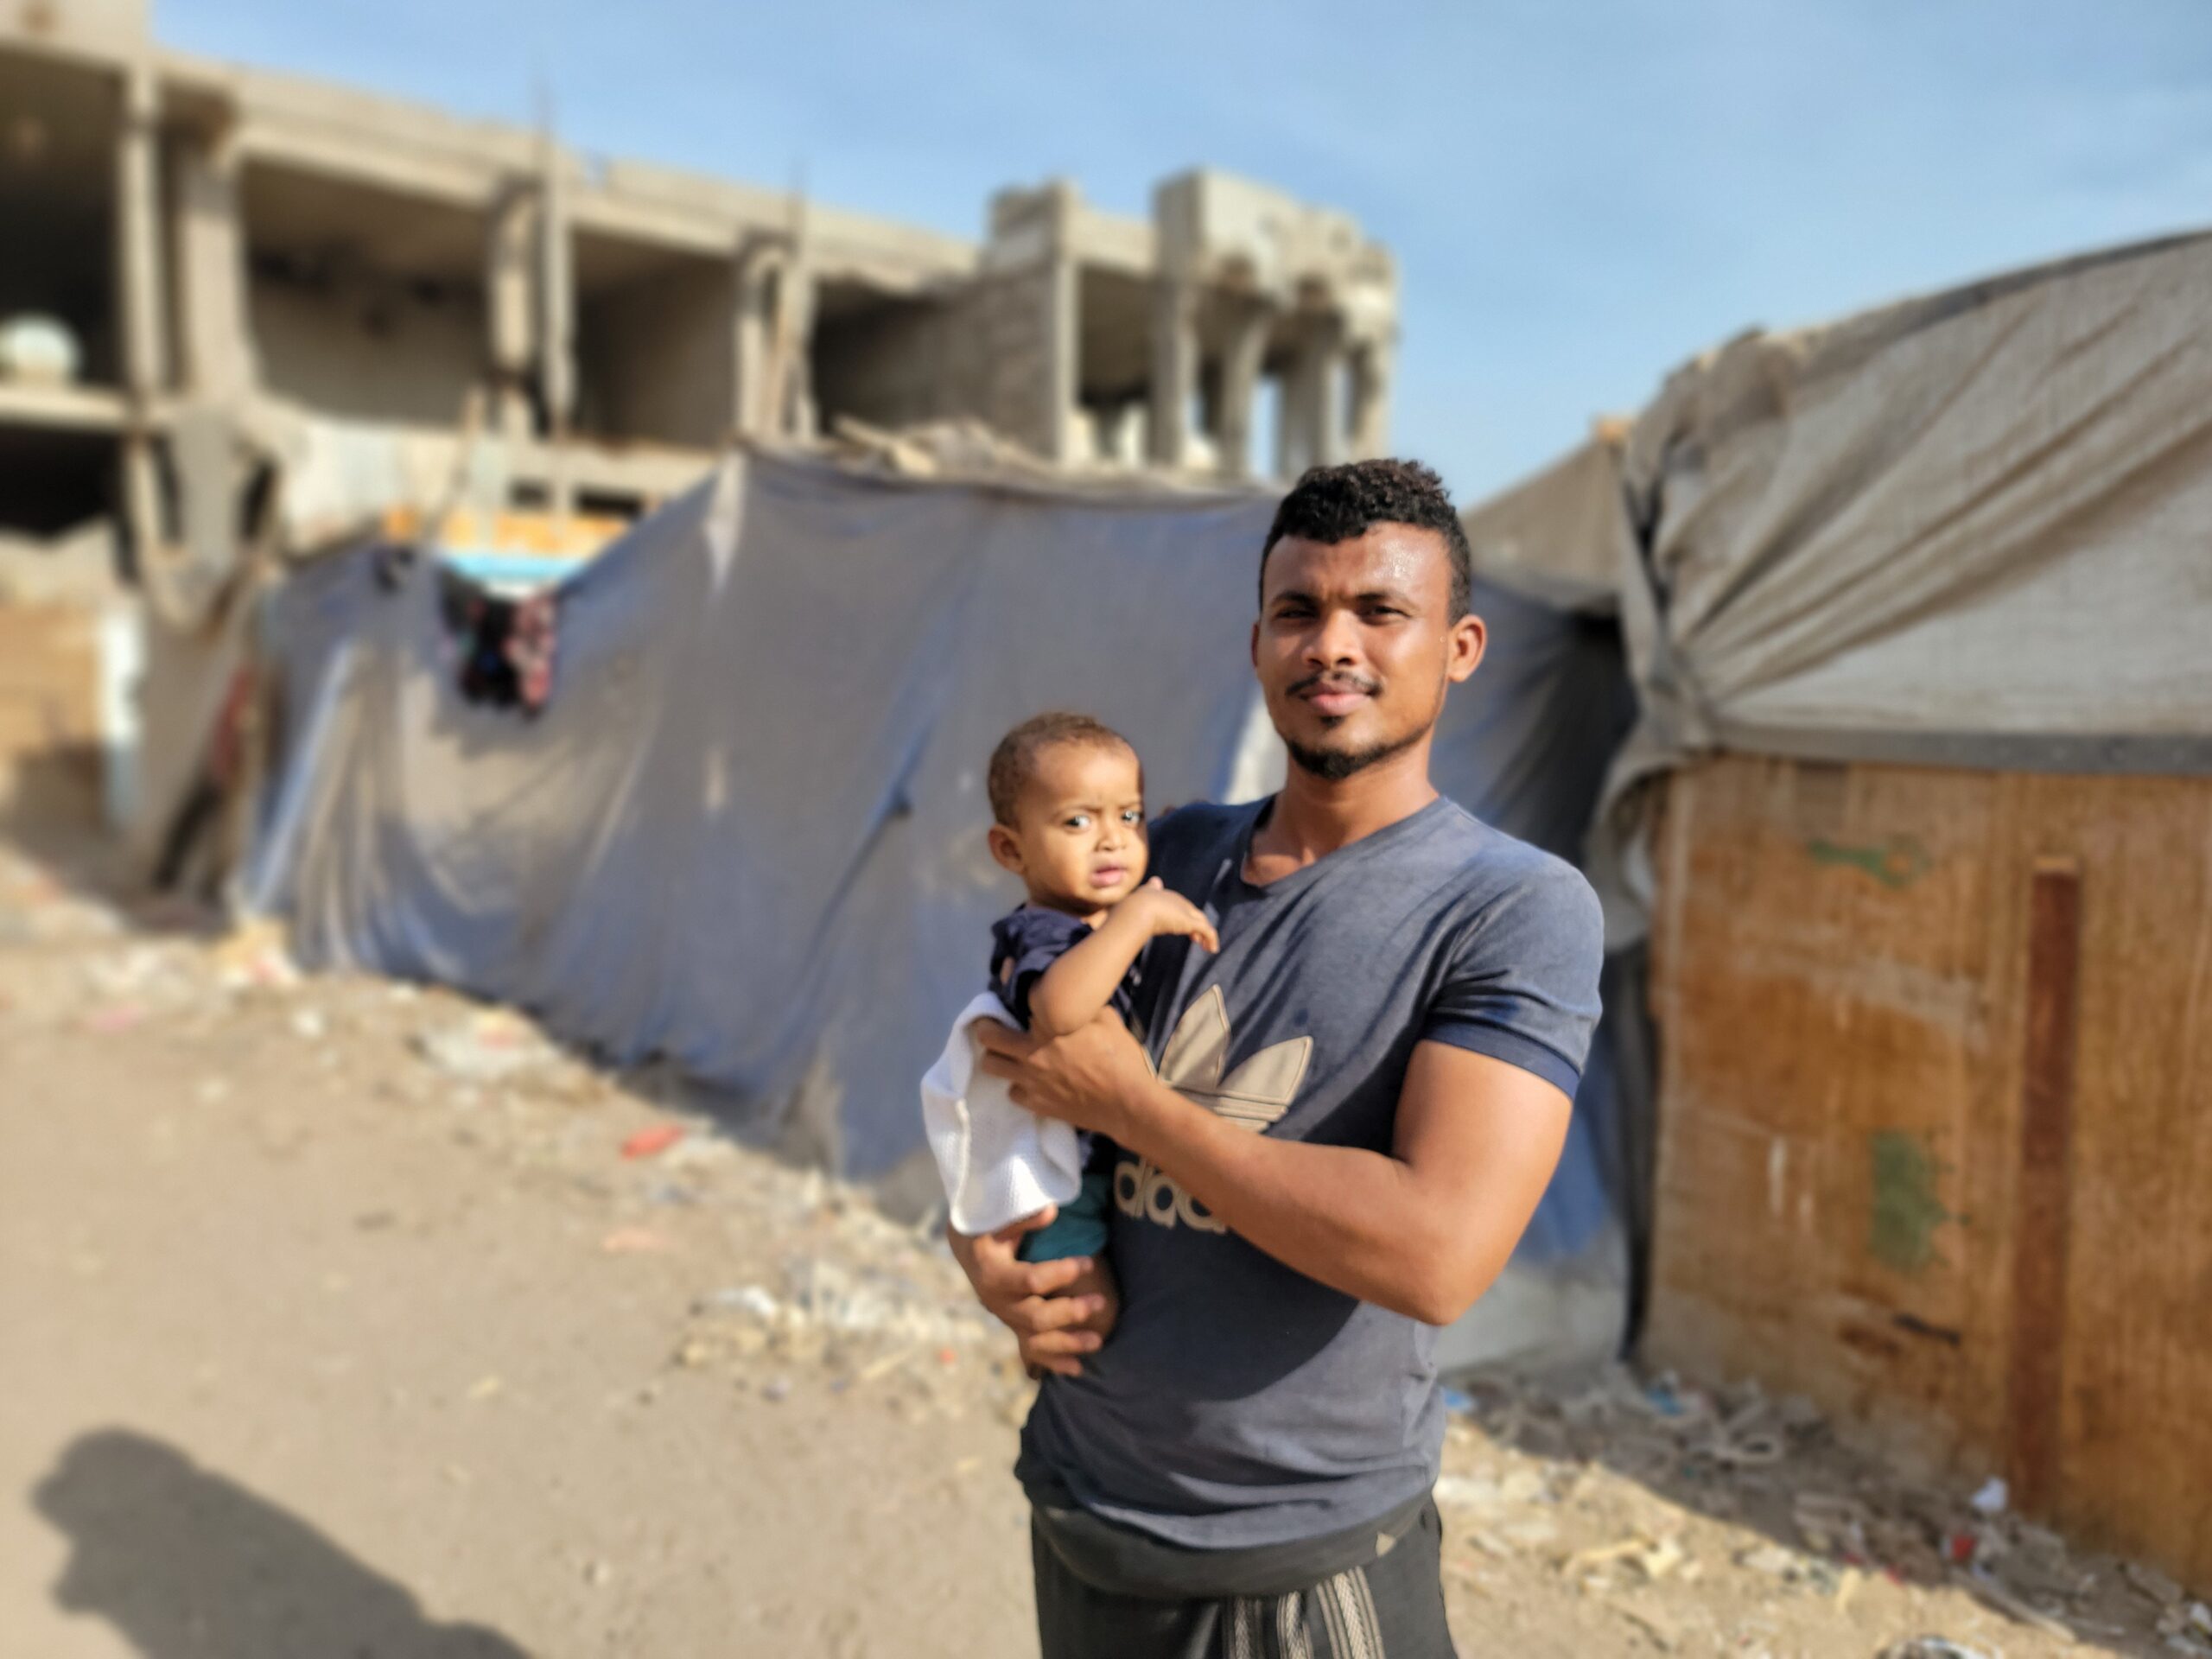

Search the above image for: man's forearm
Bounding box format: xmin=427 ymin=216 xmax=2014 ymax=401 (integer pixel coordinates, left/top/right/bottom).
xmin=1115 ymin=1080 xmax=1488 ymax=1325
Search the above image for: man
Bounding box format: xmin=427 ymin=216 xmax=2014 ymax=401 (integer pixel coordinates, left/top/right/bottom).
xmin=954 ymin=459 xmax=1605 ymax=1657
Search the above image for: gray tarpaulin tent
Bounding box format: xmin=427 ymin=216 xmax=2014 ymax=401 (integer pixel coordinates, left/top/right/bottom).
xmin=244 ymin=447 xmax=1642 ymax=1370
xmin=1599 ymin=227 xmax=2212 ymax=931
xmin=249 ymin=454 xmax=1273 ymax=1211
xmin=1427 ymin=575 xmax=1640 ymax=1371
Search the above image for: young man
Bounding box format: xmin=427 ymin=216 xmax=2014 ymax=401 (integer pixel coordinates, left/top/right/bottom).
xmin=953 ymin=459 xmax=1605 ymax=1657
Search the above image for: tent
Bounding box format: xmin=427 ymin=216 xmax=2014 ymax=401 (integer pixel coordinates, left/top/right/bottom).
xmin=1468 ymin=226 xmax=2212 ymax=1585
xmin=243 ymin=446 xmax=1643 ymax=1374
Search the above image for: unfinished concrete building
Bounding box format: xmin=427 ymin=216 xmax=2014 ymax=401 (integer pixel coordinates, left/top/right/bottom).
xmin=0 ymin=0 xmax=1399 ymax=587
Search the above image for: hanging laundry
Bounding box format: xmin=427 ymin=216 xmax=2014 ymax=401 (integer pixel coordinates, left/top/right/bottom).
xmin=435 ymin=567 xmax=561 ymax=714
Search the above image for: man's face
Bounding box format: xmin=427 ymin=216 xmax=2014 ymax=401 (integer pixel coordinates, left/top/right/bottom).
xmin=1252 ymin=524 xmax=1484 ymax=782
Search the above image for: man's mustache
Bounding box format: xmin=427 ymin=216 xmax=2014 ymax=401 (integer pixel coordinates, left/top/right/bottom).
xmin=1287 ymin=671 xmax=1382 ymax=698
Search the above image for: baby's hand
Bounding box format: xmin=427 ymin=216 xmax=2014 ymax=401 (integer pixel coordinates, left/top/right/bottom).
xmin=1123 ymin=878 xmax=1220 ymax=952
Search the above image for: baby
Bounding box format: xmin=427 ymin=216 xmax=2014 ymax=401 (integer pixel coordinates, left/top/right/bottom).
xmin=974 ymin=711 xmax=1217 ymax=1261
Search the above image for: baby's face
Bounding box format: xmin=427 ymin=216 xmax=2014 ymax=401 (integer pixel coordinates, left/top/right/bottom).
xmin=1007 ymin=741 xmax=1147 ymax=912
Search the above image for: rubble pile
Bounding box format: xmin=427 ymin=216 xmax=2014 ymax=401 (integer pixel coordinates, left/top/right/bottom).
xmin=1434 ymin=1369 xmax=2209 ymax=1655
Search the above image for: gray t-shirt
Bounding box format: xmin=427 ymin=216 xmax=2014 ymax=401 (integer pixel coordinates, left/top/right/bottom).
xmin=1017 ymin=794 xmax=1604 ymax=1549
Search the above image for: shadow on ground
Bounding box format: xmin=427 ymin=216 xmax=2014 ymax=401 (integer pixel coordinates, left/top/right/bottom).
xmin=33 ymin=1428 xmax=527 ymax=1659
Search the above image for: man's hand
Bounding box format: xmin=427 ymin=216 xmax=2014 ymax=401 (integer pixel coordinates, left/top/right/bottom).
xmin=945 ymin=1208 xmax=1119 ymax=1378
xmin=974 ymin=1017 xmax=1160 ymax=1141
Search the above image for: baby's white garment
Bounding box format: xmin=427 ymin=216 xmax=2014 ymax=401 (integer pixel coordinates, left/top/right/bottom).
xmin=920 ymin=993 xmax=1084 ymax=1236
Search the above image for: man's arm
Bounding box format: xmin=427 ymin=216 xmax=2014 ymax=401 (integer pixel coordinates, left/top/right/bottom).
xmin=1026 ymin=883 xmax=1217 ymax=1038
xmin=975 ymin=1020 xmax=1571 ymax=1326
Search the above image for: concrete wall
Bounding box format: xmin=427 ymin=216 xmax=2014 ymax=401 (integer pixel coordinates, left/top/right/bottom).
xmin=577 ymin=260 xmax=737 ymax=450
xmin=954 ymin=263 xmax=1066 ymax=461
xmin=813 ymin=262 xmax=1068 ymax=464
xmin=249 ymin=262 xmax=486 ymax=428
xmin=811 ymin=293 xmax=966 ymax=435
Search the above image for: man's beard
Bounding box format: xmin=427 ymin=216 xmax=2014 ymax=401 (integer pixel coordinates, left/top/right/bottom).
xmin=1284 ymin=723 xmax=1425 ymax=783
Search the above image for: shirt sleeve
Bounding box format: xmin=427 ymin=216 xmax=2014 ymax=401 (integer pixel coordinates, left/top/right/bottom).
xmin=989 ymin=909 xmax=1094 ymax=1030
xmin=1421 ymin=856 xmax=1605 ymax=1100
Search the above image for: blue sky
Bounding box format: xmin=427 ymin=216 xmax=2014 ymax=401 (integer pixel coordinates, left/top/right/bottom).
xmin=167 ymin=0 xmax=2212 ymax=502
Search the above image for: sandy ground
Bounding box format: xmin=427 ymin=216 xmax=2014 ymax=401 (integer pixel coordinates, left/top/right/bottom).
xmin=2 ymin=836 xmax=2202 ymax=1659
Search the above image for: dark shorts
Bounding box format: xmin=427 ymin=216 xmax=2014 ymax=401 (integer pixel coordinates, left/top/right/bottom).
xmin=1030 ymin=1498 xmax=1456 ymax=1659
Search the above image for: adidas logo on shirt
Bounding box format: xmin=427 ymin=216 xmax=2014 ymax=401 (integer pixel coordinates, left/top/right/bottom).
xmin=1115 ymin=986 xmax=1310 ymax=1233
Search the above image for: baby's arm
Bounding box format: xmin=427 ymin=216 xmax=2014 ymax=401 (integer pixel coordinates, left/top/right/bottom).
xmin=1026 ymin=881 xmax=1219 ymax=1038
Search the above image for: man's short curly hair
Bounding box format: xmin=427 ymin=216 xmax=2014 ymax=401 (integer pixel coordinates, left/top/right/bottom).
xmin=987 ymin=711 xmax=1137 ymax=826
xmin=1261 ymin=459 xmax=1472 ymax=620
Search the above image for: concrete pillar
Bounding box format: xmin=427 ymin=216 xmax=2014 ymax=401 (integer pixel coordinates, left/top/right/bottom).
xmin=1036 ymin=248 xmax=1077 ymax=465
xmin=1148 ymin=277 xmax=1199 ymax=469
xmin=536 ymin=145 xmax=575 ymax=519
xmin=486 ymin=185 xmax=536 ymax=441
xmin=1033 ymin=185 xmax=1080 ymax=466
xmin=173 ymin=132 xmax=251 ymax=402
xmin=115 ymin=57 xmax=168 ymax=570
xmin=979 ymin=181 xmax=1080 ymax=464
xmin=732 ymin=241 xmax=778 ymax=438
xmin=1348 ymin=337 xmax=1392 ymax=460
xmin=1278 ymin=315 xmax=1346 ymax=479
xmin=780 ymin=263 xmax=817 ymax=441
xmin=733 ymin=240 xmax=815 ymax=441
xmin=1214 ymin=299 xmax=1274 ymax=481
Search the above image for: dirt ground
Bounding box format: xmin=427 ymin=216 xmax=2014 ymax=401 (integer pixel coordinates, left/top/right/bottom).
xmin=3 ymin=835 xmax=2205 ymax=1659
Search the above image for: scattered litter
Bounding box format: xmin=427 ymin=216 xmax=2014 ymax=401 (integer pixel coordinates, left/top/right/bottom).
xmin=1497 ymin=1516 xmax=1558 ymax=1550
xmin=1794 ymin=1491 xmax=1872 ymax=1555
xmin=1642 ymin=1377 xmax=1688 ymax=1419
xmin=416 ymin=1009 xmax=550 ymax=1082
xmin=213 ymin=920 xmax=301 ymax=991
xmin=1440 ymin=1386 xmax=1475 ymax=1415
xmin=700 ymin=1285 xmax=782 ymax=1321
xmin=290 ymin=1007 xmax=327 ymax=1041
xmin=621 ymin=1123 xmax=684 ymax=1160
xmin=1834 ymin=1565 xmax=1865 ymax=1614
xmin=1567 ymin=1535 xmax=1688 ymax=1583
xmin=1738 ymin=1543 xmax=1803 ymax=1580
xmin=1962 ymin=1565 xmax=2078 ymax=1642
xmin=1970 ymin=1476 xmax=2010 ymax=1516
xmin=1879 ymin=1642 xmax=1995 ymax=1659
xmin=660 ymin=1135 xmax=735 ymax=1172
xmin=776 ymin=1255 xmax=987 ymax=1348
xmin=857 ymin=1344 xmax=919 ymax=1384
xmin=1434 ymin=1474 xmax=1503 ymax=1512
xmin=2127 ymin=1563 xmax=2187 ymax=1609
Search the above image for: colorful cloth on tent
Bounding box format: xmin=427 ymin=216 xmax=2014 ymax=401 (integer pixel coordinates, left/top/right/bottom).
xmin=436 ymin=569 xmax=559 ymax=713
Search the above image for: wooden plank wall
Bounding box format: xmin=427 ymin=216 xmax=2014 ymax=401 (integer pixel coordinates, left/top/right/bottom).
xmin=1644 ymin=753 xmax=2212 ymax=1586
xmin=0 ymin=603 xmax=104 ymax=823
